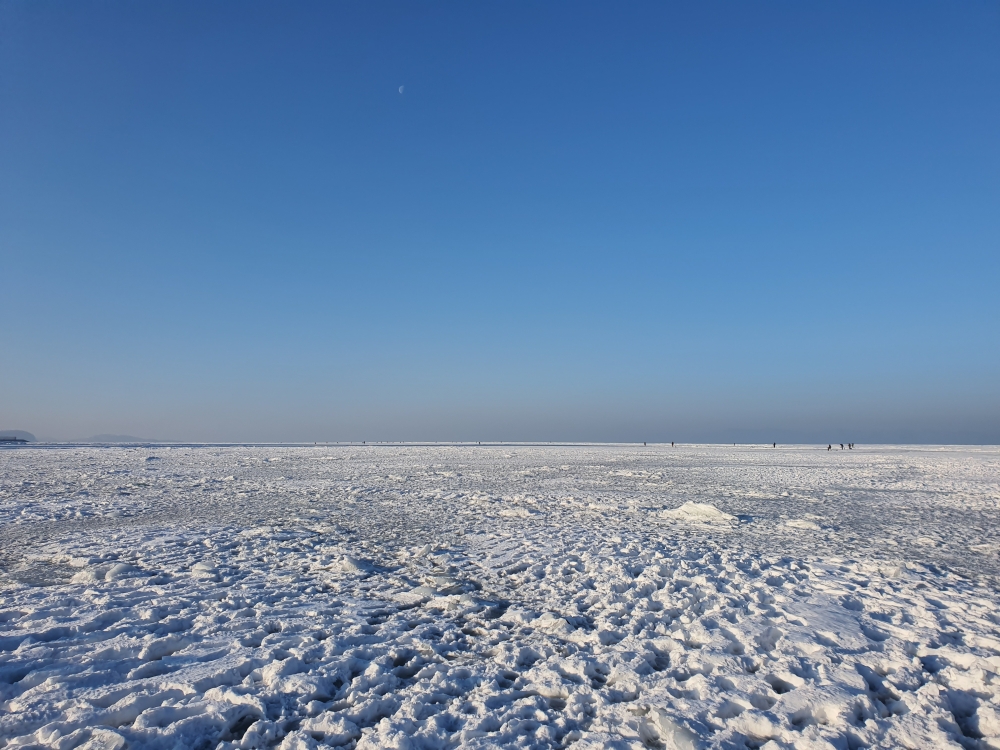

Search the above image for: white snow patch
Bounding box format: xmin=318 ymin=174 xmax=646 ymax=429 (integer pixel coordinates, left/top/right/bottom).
xmin=661 ymin=501 xmax=737 ymax=524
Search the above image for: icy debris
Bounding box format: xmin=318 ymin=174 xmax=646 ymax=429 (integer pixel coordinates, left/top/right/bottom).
xmin=261 ymin=656 xmax=306 ymax=687
xmin=190 ymin=560 xmax=220 ymax=580
xmin=534 ymin=612 xmax=572 ymax=631
xmin=499 ymin=506 xmax=535 ymax=518
xmin=650 ymin=709 xmax=698 ymax=750
xmin=339 ymin=555 xmax=371 ymax=573
xmin=73 ymin=729 xmax=127 ymax=750
xmin=408 ymin=585 xmax=438 ymax=597
xmin=69 ymin=561 xmax=145 ymax=584
xmin=139 ymin=634 xmax=191 ymax=661
xmin=70 ymin=567 xmax=103 ymax=584
xmin=105 ymin=562 xmax=143 ymax=580
xmin=299 ymin=714 xmax=360 ymax=744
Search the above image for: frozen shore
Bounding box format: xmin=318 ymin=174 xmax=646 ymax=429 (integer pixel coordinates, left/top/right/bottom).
xmin=2 ymin=444 xmax=999 ymax=749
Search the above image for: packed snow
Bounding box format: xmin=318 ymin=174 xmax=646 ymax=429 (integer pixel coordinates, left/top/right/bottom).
xmin=2 ymin=443 xmax=1000 ymax=749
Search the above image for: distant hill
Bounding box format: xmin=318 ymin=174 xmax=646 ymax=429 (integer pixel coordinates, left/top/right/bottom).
xmin=0 ymin=430 xmax=36 ymax=442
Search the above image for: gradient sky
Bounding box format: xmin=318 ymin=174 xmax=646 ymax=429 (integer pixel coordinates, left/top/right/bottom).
xmin=1 ymin=1 xmax=998 ymax=443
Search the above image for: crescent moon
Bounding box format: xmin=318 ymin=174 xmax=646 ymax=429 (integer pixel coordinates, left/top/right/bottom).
xmin=398 ymin=86 xmax=404 ymax=94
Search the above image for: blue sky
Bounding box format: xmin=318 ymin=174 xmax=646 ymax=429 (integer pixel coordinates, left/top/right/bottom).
xmin=1 ymin=1 xmax=998 ymax=443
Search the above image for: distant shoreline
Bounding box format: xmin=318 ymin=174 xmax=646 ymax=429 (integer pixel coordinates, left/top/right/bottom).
xmin=3 ymin=441 xmax=998 ymax=450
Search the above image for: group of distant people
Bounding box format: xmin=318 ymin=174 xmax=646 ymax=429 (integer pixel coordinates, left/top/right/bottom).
xmin=639 ymin=442 xmax=857 ymax=450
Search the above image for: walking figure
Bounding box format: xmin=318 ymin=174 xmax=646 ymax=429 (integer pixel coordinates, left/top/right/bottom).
xmin=827 ymin=444 xmax=831 ymax=451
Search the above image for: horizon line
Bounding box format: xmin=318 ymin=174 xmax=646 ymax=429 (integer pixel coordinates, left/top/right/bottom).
xmin=5 ymin=440 xmax=999 ymax=449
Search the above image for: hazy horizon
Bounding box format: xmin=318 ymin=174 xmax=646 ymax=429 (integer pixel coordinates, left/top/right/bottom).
xmin=2 ymin=2 xmax=998 ymax=444
xmin=4 ymin=433 xmax=999 ymax=447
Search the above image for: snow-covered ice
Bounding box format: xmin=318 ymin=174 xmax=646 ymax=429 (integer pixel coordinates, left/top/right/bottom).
xmin=2 ymin=444 xmax=1000 ymax=749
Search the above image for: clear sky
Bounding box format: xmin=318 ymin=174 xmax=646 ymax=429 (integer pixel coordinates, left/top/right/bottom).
xmin=1 ymin=1 xmax=998 ymax=443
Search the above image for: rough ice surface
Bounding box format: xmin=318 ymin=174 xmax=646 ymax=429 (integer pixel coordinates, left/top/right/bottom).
xmin=1 ymin=444 xmax=1000 ymax=749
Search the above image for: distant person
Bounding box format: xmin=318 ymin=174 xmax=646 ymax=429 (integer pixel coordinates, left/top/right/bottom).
xmin=672 ymin=442 xmax=674 ymax=447
xmin=828 ymin=444 xmax=831 ymax=451
xmin=773 ymin=442 xmax=776 ymax=448
xmin=840 ymin=443 xmax=844 ymax=450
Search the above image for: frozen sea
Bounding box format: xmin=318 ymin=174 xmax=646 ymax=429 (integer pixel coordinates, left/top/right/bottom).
xmin=1 ymin=443 xmax=1000 ymax=749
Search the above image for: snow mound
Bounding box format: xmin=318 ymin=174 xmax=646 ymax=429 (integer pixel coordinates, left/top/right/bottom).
xmin=661 ymin=501 xmax=736 ymax=524
xmin=190 ymin=561 xmax=220 ymax=580
xmin=339 ymin=555 xmax=372 ymax=572
xmin=104 ymin=562 xmax=144 ymax=580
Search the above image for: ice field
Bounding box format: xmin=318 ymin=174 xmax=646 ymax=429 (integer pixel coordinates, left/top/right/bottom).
xmin=2 ymin=444 xmax=1000 ymax=749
